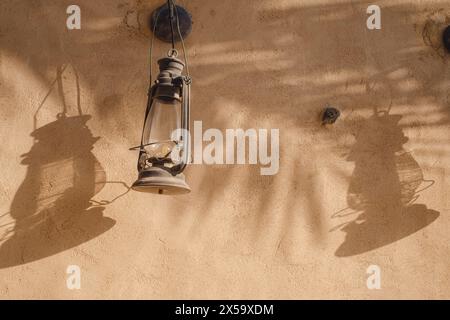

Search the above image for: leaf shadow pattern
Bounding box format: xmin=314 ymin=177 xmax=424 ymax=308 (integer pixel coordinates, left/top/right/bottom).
xmin=0 ymin=0 xmax=448 ymax=262
xmin=332 ymin=112 xmax=439 ymax=257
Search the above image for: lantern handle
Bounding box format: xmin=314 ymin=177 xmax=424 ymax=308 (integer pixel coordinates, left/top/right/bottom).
xmin=169 ymin=75 xmax=191 ymax=175
xmin=167 ymin=48 xmax=178 ymax=58
xmin=133 ymin=86 xmax=157 ymax=170
xmin=168 ymin=0 xmax=176 ymax=50
xmin=139 ymin=86 xmax=157 ymax=147
xmin=149 ymin=6 xmax=161 ymax=87
xmin=172 ymin=0 xmax=190 ymax=78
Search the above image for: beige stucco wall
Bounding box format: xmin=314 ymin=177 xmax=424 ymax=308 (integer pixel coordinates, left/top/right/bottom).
xmin=0 ymin=0 xmax=449 ymax=299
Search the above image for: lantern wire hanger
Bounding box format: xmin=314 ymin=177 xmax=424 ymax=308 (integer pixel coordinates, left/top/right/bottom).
xmin=131 ymin=0 xmax=191 ymax=155
xmin=149 ymin=0 xmax=191 ymax=87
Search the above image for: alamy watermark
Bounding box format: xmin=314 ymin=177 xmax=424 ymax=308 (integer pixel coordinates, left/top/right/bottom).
xmin=366 ymin=5 xmax=381 ymax=30
xmin=66 ymin=265 xmax=81 ymax=290
xmin=366 ymin=265 xmax=381 ymax=290
xmin=169 ymin=121 xmax=279 ymax=176
xmin=66 ymin=5 xmax=81 ymax=30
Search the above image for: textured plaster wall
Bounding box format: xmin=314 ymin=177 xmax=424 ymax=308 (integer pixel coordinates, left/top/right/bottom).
xmin=0 ymin=0 xmax=449 ymax=299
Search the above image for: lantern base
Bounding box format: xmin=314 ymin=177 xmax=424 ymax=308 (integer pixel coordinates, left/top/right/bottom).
xmin=132 ymin=167 xmax=191 ymax=195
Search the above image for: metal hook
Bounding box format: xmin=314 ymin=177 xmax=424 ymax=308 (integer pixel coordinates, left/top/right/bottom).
xmin=167 ymin=48 xmax=179 ymax=58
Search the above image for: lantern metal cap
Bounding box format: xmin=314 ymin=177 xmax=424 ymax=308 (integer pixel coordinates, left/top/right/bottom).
xmin=157 ymin=56 xmax=185 ymax=74
xmin=132 ymin=166 xmax=191 ymax=195
xmin=154 ymin=56 xmax=185 ymax=101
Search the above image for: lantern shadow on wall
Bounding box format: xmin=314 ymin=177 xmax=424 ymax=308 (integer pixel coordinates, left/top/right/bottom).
xmin=331 ymin=112 xmax=439 ymax=257
xmin=0 ymin=66 xmax=117 ymax=269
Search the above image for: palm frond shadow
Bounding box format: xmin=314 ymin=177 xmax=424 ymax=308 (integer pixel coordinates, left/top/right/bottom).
xmin=0 ymin=0 xmax=448 ymax=259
